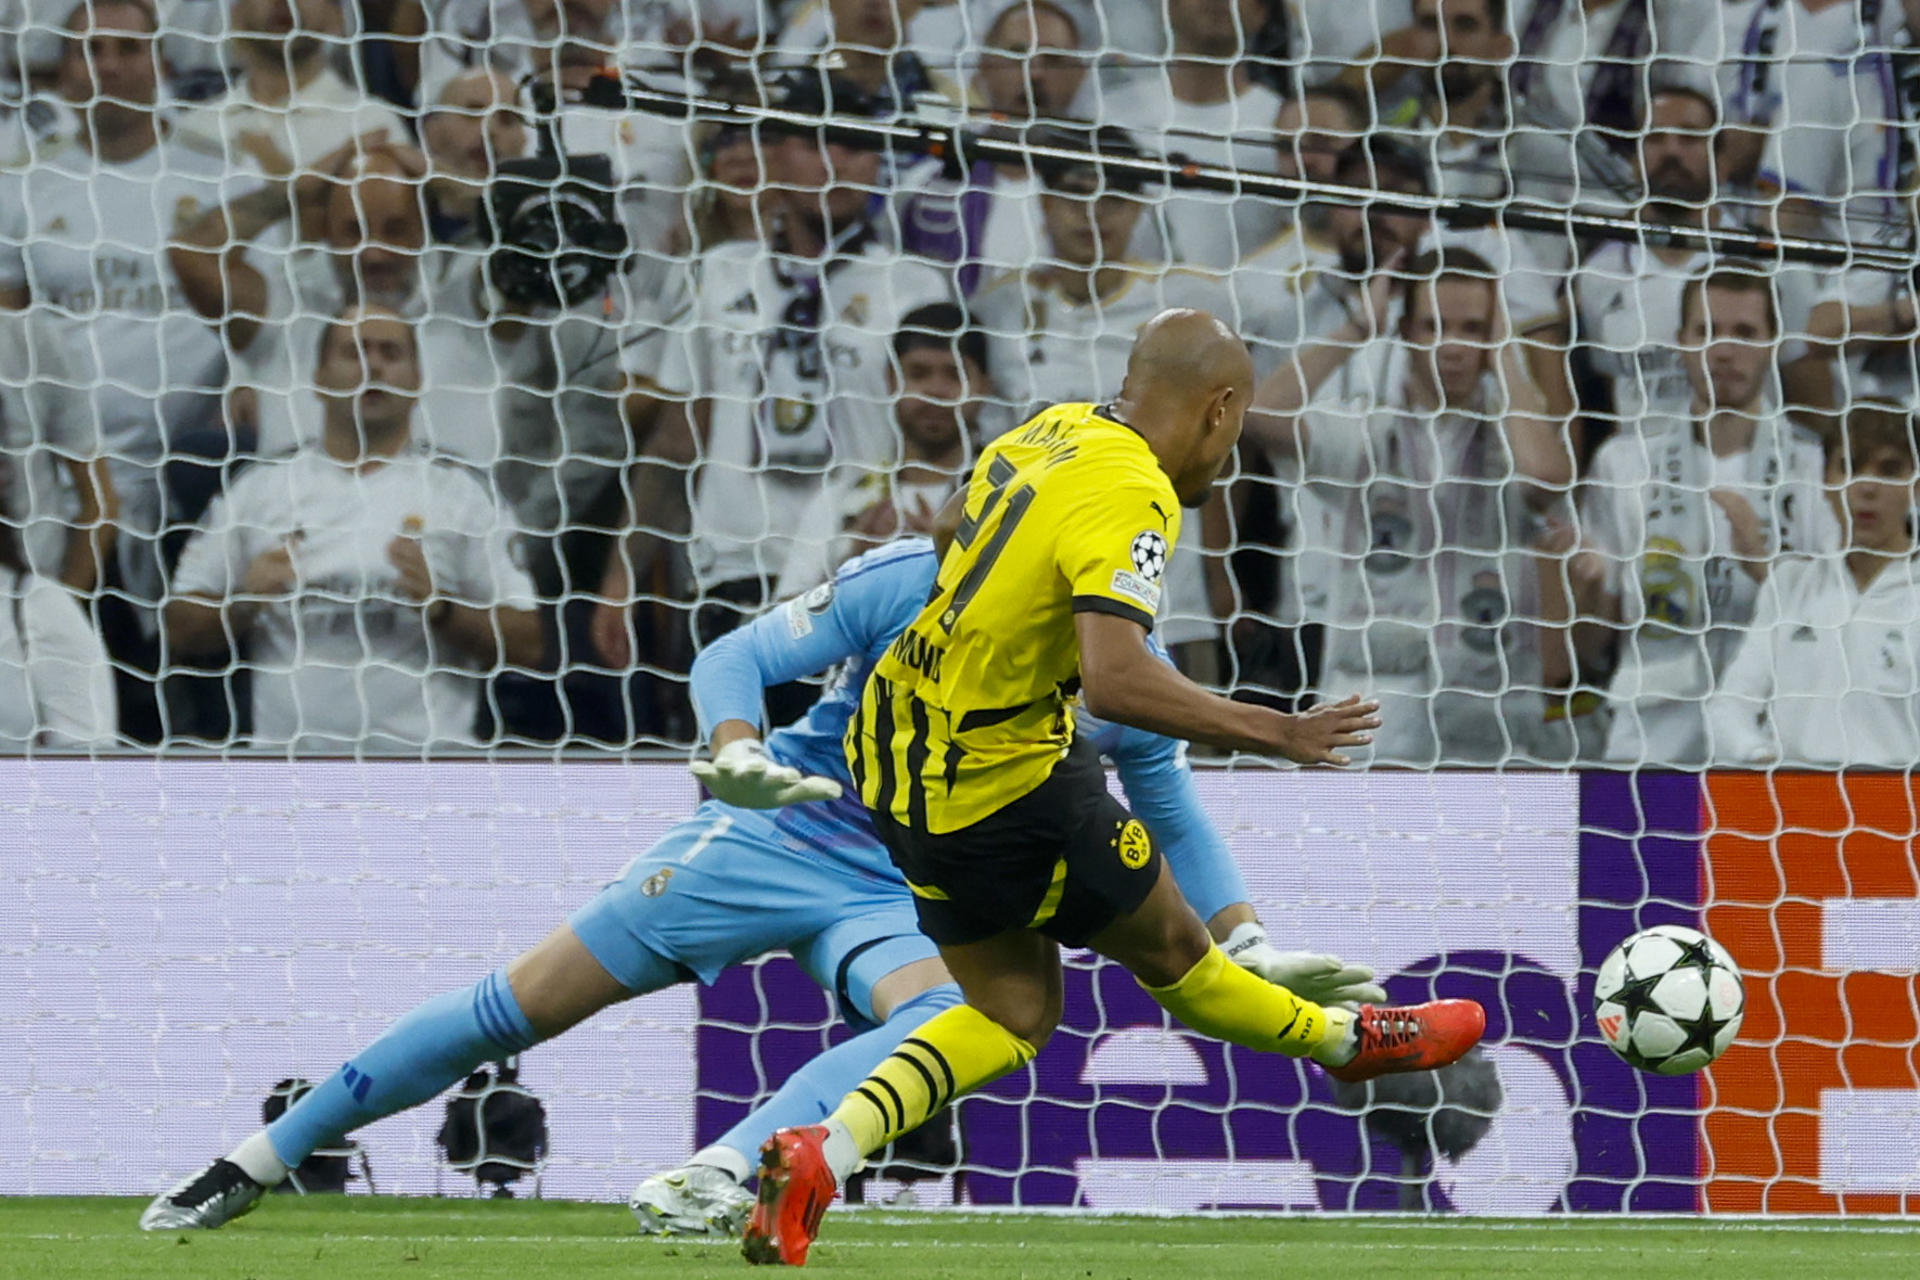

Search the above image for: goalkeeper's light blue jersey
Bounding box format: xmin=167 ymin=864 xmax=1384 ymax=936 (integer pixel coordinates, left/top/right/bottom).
xmin=688 ymin=538 xmax=1249 ymax=922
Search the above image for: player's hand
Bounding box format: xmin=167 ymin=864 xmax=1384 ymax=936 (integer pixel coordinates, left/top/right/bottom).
xmin=691 ymin=738 xmax=844 ymax=808
xmin=1223 ymin=923 xmax=1388 ymax=1007
xmin=1273 ymin=694 xmax=1381 ymax=767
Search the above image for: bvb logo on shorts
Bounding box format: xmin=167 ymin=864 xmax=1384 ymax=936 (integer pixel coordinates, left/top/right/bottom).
xmin=1114 ymin=819 xmax=1152 ymax=870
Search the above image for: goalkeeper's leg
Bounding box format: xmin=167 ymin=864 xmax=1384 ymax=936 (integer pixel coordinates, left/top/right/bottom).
xmin=635 ymin=975 xmax=962 ymax=1236
xmin=139 ymin=924 xmax=636 ymax=1230
xmin=743 ymin=930 xmax=1060 ymax=1265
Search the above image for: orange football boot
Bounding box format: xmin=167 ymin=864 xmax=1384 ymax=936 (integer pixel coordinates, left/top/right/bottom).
xmin=1323 ymin=1000 xmax=1488 ymax=1084
xmin=741 ymin=1125 xmax=836 ymax=1266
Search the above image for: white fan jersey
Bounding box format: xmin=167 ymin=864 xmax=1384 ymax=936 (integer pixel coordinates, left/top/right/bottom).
xmin=0 ymin=307 xmax=99 ymax=578
xmin=655 ymin=235 xmax=953 ymax=590
xmin=172 ymin=450 xmax=537 ymax=750
xmin=171 ymin=66 xmax=410 ymax=179
xmin=1103 ymin=76 xmax=1288 ymax=270
xmin=1572 ymin=235 xmax=1818 ymax=429
xmin=0 ymin=136 xmax=254 ymax=461
xmin=1709 ymin=552 xmax=1920 ymax=769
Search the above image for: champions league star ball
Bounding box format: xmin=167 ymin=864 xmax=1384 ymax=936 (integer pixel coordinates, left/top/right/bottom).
xmin=1594 ymin=925 xmax=1746 ymax=1076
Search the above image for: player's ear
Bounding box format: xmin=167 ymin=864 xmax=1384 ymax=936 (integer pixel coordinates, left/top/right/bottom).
xmin=1205 ymin=384 xmax=1237 ymax=435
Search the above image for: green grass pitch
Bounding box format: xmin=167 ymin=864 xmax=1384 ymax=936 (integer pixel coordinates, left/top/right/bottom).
xmin=5 ymin=1196 xmax=1914 ymax=1279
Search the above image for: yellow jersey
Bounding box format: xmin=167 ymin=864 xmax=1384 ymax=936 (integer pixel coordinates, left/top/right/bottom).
xmin=847 ymin=403 xmax=1182 ymax=834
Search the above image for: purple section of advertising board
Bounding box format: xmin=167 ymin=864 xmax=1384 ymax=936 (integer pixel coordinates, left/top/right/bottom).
xmin=1571 ymin=771 xmax=1707 ymax=1211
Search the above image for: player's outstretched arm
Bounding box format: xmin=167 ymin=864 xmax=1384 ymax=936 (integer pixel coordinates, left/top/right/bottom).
xmin=1076 ymin=611 xmax=1379 ymax=765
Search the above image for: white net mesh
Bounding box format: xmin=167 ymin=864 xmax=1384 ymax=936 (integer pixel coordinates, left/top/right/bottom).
xmin=2 ymin=0 xmax=1919 ymax=1215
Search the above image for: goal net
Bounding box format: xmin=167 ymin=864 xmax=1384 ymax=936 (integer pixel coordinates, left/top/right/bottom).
xmin=2 ymin=0 xmax=1918 ymax=1216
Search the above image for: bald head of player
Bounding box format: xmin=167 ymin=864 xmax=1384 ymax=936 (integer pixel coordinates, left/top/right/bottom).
xmin=1107 ymin=309 xmax=1254 ymax=508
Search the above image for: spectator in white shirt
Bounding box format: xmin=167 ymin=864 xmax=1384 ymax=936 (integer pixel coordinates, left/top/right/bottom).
xmin=1738 ymin=0 xmax=1917 ymax=242
xmin=594 ymin=98 xmax=951 ymax=727
xmin=771 ymin=0 xmax=963 ymax=109
xmin=0 ymin=0 xmax=226 ymax=104
xmin=419 ymin=67 xmax=529 ymax=244
xmin=1804 ymin=191 xmax=1920 ymax=409
xmin=171 ymin=140 xmax=433 ymax=458
xmin=778 ymin=303 xmax=985 ymax=593
xmin=0 ymin=0 xmax=254 ymax=739
xmin=0 ymin=306 xmax=114 ymax=592
xmin=1285 ymin=0 xmax=1412 ymax=84
xmin=1254 ymin=246 xmax=1570 ymax=766
xmin=166 ymin=304 xmax=542 ymax=752
xmin=1273 ymin=83 xmax=1362 ymax=192
xmin=1114 ymin=0 xmax=1288 ymax=269
xmin=172 ymin=0 xmax=407 ymax=177
xmin=0 ymin=479 xmax=116 ymax=748
xmin=1569 ymin=270 xmax=1838 ymax=767
xmin=1504 ymin=0 xmax=1722 ymax=206
xmin=1572 ymin=86 xmax=1827 ymax=440
xmin=1348 ymin=0 xmax=1519 ymax=202
xmin=681 ymin=123 xmax=766 ymax=255
xmin=972 ymin=136 xmax=1235 ymax=675
xmin=1709 ymin=408 xmax=1920 ymax=768
xmin=896 ymin=0 xmax=1093 ymax=295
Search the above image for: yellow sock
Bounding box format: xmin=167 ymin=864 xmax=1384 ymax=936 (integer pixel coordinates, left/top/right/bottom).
xmin=827 ymin=1004 xmax=1036 ymax=1157
xmin=1141 ymin=944 xmax=1350 ymax=1059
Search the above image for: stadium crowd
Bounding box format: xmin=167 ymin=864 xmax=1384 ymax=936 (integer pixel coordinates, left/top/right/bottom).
xmin=1 ymin=0 xmax=1919 ymax=767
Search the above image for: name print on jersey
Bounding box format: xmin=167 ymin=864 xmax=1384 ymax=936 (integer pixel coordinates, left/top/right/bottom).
xmin=1010 ymin=414 xmax=1080 ymax=468
xmin=887 ymin=627 xmax=945 ymax=682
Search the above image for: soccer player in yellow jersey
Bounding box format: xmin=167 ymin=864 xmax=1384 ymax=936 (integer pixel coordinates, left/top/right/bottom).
xmin=742 ymin=310 xmax=1486 ymax=1265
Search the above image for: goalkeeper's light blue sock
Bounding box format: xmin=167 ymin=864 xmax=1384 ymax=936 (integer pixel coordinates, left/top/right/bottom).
xmin=699 ymin=983 xmax=964 ymax=1175
xmin=262 ymin=968 xmax=538 ymax=1169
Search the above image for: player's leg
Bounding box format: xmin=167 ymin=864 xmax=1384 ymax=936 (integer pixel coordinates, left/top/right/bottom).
xmin=143 ymin=807 xmax=794 ymax=1231
xmin=634 ymin=892 xmax=964 ymax=1237
xmin=1085 ymin=819 xmax=1483 ymax=1081
xmin=745 ymin=927 xmax=1059 ymax=1266
xmin=709 ymin=941 xmax=960 ymax=1171
xmin=139 ymin=921 xmax=647 ymax=1231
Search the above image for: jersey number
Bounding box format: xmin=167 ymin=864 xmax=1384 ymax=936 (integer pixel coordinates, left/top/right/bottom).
xmin=941 ymin=453 xmax=1036 ymax=634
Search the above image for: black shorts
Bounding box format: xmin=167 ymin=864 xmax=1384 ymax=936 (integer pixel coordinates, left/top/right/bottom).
xmin=870 ymin=737 xmax=1165 ymax=948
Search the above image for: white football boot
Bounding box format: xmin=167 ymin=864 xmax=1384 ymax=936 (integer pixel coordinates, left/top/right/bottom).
xmin=630 ymin=1163 xmax=754 ymax=1237
xmin=139 ymin=1159 xmax=268 ymax=1230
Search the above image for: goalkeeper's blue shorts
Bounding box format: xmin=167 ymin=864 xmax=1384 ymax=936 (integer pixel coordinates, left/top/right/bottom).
xmin=568 ymin=800 xmax=936 ymax=1028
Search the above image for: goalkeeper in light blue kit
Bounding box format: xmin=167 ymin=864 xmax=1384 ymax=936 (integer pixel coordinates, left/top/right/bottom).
xmin=141 ymin=533 xmax=1384 ymax=1236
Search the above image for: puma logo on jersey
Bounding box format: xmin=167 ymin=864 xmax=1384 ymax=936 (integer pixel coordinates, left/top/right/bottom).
xmin=888 ymin=627 xmax=945 ymax=682
xmin=1149 ymin=501 xmax=1174 ymax=530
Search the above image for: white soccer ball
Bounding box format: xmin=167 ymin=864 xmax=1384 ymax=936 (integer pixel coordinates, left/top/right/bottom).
xmin=1594 ymin=925 xmax=1745 ymax=1076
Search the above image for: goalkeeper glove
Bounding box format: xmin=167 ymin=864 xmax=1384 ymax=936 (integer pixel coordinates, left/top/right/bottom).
xmin=1223 ymin=921 xmax=1388 ymax=1007
xmin=690 ymin=738 xmax=844 ymax=809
